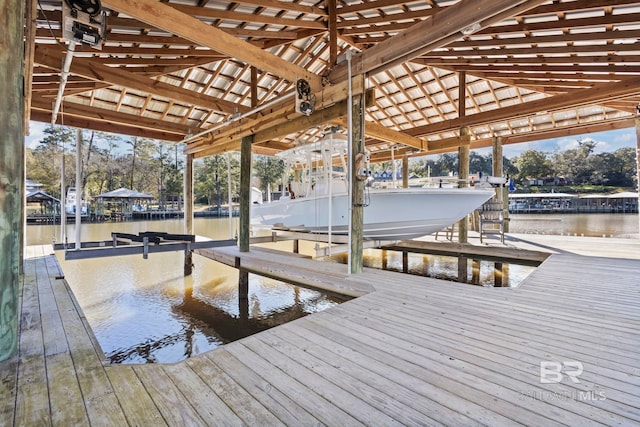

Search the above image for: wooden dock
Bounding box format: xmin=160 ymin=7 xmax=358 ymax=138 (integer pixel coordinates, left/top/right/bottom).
xmin=2 ymin=236 xmax=639 ymax=426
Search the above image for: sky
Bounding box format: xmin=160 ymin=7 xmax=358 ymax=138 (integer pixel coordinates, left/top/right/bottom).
xmin=26 ymin=120 xmax=637 ymax=159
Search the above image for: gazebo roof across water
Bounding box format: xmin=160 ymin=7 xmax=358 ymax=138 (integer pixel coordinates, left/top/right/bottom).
xmin=94 ymin=188 xmax=154 ymax=200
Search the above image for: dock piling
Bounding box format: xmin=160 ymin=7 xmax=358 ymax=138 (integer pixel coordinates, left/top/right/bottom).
xmin=184 ymin=250 xmax=193 ymax=276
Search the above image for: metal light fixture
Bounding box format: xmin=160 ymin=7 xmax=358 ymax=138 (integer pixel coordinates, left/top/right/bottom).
xmin=461 ymin=22 xmax=481 ymax=36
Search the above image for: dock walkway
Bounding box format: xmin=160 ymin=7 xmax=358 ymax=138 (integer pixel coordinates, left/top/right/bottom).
xmin=1 ymin=235 xmax=639 ymax=426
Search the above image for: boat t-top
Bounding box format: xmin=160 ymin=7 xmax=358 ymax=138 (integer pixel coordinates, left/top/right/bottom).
xmin=251 ymin=133 xmax=495 ymax=240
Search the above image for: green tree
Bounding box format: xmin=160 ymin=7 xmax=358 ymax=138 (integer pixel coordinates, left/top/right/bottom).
xmin=253 ymin=155 xmax=285 ymax=199
xmin=194 ymin=154 xmax=240 ymax=210
xmin=434 ymin=153 xmax=458 ymax=176
xmin=514 ymin=150 xmax=552 ymax=184
xmin=469 ymin=152 xmax=492 ymax=176
xmin=551 ymin=138 xmax=597 ymax=184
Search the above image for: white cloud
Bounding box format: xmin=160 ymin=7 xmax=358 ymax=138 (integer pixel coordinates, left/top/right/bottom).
xmin=25 ymin=121 xmax=49 ymax=149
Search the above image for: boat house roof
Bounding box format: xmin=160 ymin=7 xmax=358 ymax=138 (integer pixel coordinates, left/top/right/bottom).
xmin=94 ymin=188 xmax=154 ymax=200
xmin=25 ymin=0 xmax=640 ymax=161
xmin=26 ymin=190 xmax=60 ymax=203
xmin=508 ymin=192 xmax=578 ymax=199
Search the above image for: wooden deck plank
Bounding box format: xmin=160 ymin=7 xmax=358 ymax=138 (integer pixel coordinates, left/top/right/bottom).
xmin=104 ymin=365 xmax=167 ymax=427
xmin=386 ymin=289 xmax=639 ymax=360
xmin=302 ymin=309 xmax=598 ymax=426
xmin=14 ymin=250 xmax=50 ymax=426
xmin=334 ymin=296 xmax=640 ymax=423
xmin=161 ymin=362 xmax=245 ymax=426
xmin=259 ymin=325 xmax=477 ymax=426
xmin=8 ymin=239 xmax=640 ymax=427
xmin=360 ymin=290 xmax=640 ymax=381
xmin=241 ymin=334 xmax=406 ymax=427
xmin=204 ymin=348 xmax=321 ymax=426
xmin=185 ymin=355 xmax=285 ymax=426
xmin=133 ymin=365 xmax=208 ymax=427
xmin=223 ymin=341 xmax=365 ymax=427
xmin=26 ymin=246 xmax=91 ymax=427
xmin=197 ymin=246 xmax=373 ymax=297
xmin=44 ymin=250 xmax=128 ymax=426
xmin=369 ymin=283 xmax=640 ymax=360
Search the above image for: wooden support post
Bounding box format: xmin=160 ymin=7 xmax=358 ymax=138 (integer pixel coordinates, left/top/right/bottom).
xmin=458 ymin=127 xmax=470 ymax=244
xmin=184 ymin=153 xmax=194 ymax=275
xmin=457 ymin=71 xmax=469 ymax=246
xmin=0 ymin=0 xmax=24 ymax=361
xmin=493 ymin=135 xmax=510 ymax=232
xmin=402 ymin=155 xmax=409 ymax=188
xmin=250 ymin=66 xmax=259 ymax=108
xmin=293 ymin=239 xmax=299 ymax=254
xmin=402 ymin=251 xmax=408 ymax=273
xmin=457 ymin=256 xmax=467 ymax=284
xmin=75 ymin=128 xmax=82 ymax=249
xmin=327 ymin=0 xmax=338 ymax=67
xmin=381 ymin=249 xmax=388 ymax=270
xmin=421 ymin=255 xmax=429 ymax=276
xmin=492 ymin=136 xmax=503 ymax=200
xmin=240 ymin=135 xmax=253 ymax=252
xmin=471 ymin=259 xmax=480 ymax=285
xmin=236 ymin=257 xmax=249 ymax=301
xmin=494 ymin=262 xmax=503 ymax=287
xmin=350 ymin=78 xmax=365 ymax=274
xmin=635 ymin=118 xmax=640 ymax=239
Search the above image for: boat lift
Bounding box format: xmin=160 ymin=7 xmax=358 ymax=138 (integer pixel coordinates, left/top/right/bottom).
xmin=54 ymin=231 xmax=237 ymax=262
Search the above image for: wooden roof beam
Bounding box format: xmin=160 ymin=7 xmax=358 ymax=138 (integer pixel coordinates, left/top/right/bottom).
xmin=327 ymin=0 xmax=548 ymax=83
xmin=30 ymin=97 xmax=194 ymax=136
xmin=34 ymin=45 xmax=249 ymax=115
xmin=185 ymin=77 xmax=365 ymax=154
xmin=448 ymin=29 xmax=640 ymax=49
xmin=30 ymin=110 xmax=185 ymax=142
xmin=334 ymin=117 xmax=426 ymax=150
xmin=193 ymin=88 xmax=375 ymax=158
xmin=103 ymin=0 xmax=322 ymax=91
xmin=414 ymin=118 xmax=635 ymax=156
xmin=406 ymin=76 xmax=640 ymax=138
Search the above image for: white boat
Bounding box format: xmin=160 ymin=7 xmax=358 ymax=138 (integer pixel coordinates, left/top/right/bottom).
xmin=251 ymin=135 xmax=495 ymax=240
xmin=65 ymin=187 xmax=89 ymax=216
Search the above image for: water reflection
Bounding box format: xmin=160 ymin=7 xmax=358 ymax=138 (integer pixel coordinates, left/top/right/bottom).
xmin=27 ymin=213 xmax=636 ymax=364
xmin=327 ymin=249 xmax=535 ymax=288
xmin=44 ymin=219 xmax=342 ymax=364
xmin=509 ymin=213 xmax=638 ymax=237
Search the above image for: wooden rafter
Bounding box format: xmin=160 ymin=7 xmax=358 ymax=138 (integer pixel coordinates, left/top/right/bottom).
xmin=23 ymin=0 xmax=640 ymax=160
xmin=103 ymin=0 xmax=323 ymax=90
xmin=407 ymin=77 xmax=640 ymax=138
xmin=328 ymin=0 xmax=549 ymax=82
xmin=35 ymin=45 xmax=249 ymax=115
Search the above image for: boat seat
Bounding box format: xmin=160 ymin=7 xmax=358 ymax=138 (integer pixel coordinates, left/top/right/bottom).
xmin=479 ymin=198 xmax=508 ymax=244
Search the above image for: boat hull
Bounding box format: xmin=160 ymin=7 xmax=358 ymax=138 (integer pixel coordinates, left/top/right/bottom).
xmin=251 ymin=188 xmax=494 ymax=240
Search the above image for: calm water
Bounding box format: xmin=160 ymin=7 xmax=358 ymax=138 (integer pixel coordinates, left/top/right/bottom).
xmin=29 ymin=219 xmax=341 ymax=364
xmin=26 ymin=213 xmax=637 ymax=363
xmin=508 ymin=213 xmax=639 ymax=238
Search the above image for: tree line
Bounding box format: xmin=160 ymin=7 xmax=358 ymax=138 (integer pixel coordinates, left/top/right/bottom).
xmin=27 ymin=127 xmax=637 ymax=211
xmin=26 ymin=126 xmax=284 ymax=208
xmin=405 ymin=139 xmax=636 ymax=188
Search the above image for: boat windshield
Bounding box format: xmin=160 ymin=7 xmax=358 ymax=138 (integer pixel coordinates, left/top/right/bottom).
xmin=278 ymin=134 xmax=350 ymax=199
